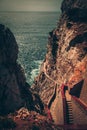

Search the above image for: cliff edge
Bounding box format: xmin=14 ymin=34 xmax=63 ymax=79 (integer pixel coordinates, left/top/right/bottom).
xmin=0 ymin=24 xmax=44 ymax=115
xmin=32 ymin=0 xmax=87 ymax=110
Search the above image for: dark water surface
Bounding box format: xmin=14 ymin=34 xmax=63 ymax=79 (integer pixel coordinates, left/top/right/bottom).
xmin=0 ymin=11 xmax=60 ymax=84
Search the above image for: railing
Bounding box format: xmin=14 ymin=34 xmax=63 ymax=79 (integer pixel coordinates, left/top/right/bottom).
xmin=72 ymin=96 xmax=87 ymax=111
xmin=44 ymin=105 xmax=53 ymax=121
xmin=61 ymin=84 xmax=67 ymax=124
xmin=57 ymin=124 xmax=87 ymax=130
xmin=48 ymin=85 xmax=57 ymax=109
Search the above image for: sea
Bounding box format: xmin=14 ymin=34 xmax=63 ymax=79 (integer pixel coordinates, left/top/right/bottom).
xmin=0 ymin=11 xmax=60 ymax=85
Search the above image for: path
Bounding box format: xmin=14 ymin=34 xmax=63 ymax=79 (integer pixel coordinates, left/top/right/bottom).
xmin=43 ymin=62 xmax=64 ymax=124
xmin=43 ymin=62 xmax=87 ymax=126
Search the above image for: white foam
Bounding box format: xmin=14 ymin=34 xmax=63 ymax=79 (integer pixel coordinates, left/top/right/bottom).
xmin=30 ymin=60 xmax=43 ymax=84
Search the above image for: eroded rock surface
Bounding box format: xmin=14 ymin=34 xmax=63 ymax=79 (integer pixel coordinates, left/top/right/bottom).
xmin=32 ymin=0 xmax=87 ymax=105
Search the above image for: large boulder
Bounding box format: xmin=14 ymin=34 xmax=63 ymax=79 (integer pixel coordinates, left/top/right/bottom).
xmin=0 ymin=24 xmax=18 ymax=64
xmin=0 ymin=24 xmax=44 ymax=115
xmin=0 ymin=24 xmax=24 ymax=115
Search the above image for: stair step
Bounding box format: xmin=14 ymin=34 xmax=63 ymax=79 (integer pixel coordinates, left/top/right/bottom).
xmin=68 ymin=115 xmax=73 ymax=117
xmin=68 ymin=116 xmax=73 ymax=117
xmin=69 ymin=119 xmax=73 ymax=120
xmin=68 ymin=115 xmax=73 ymax=116
xmin=68 ymin=112 xmax=73 ymax=113
xmin=67 ymin=112 xmax=73 ymax=114
xmin=69 ymin=118 xmax=73 ymax=120
xmin=67 ymin=103 xmax=72 ymax=104
xmin=68 ymin=109 xmax=73 ymax=111
xmin=69 ymin=120 xmax=73 ymax=122
xmin=66 ymin=100 xmax=74 ymax=124
xmin=68 ymin=116 xmax=73 ymax=118
xmin=69 ymin=122 xmax=73 ymax=124
xmin=68 ymin=105 xmax=72 ymax=108
xmin=67 ymin=106 xmax=72 ymax=107
xmin=68 ymin=110 xmax=72 ymax=111
xmin=68 ymin=112 xmax=73 ymax=114
xmin=68 ymin=108 xmax=72 ymax=110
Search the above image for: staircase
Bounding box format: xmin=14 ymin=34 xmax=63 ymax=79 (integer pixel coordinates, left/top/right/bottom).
xmin=65 ymin=90 xmax=73 ymax=124
xmin=49 ymin=84 xmax=87 ymax=129
xmin=66 ymin=100 xmax=73 ymax=124
xmin=71 ymin=96 xmax=87 ymax=124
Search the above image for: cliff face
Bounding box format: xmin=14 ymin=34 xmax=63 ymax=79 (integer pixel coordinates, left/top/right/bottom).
xmin=0 ymin=24 xmax=44 ymax=115
xmin=32 ymin=0 xmax=87 ymax=105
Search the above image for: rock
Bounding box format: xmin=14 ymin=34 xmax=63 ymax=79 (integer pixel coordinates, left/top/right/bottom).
xmin=61 ymin=0 xmax=87 ymax=23
xmin=15 ymin=107 xmax=30 ymax=120
xmin=32 ymin=0 xmax=87 ymax=105
xmin=0 ymin=24 xmax=18 ymax=64
xmin=0 ymin=24 xmax=24 ymax=115
xmin=0 ymin=24 xmax=44 ymax=115
xmin=0 ymin=65 xmax=24 ymax=114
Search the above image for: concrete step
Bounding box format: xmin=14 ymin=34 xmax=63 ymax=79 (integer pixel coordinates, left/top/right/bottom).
xmin=66 ymin=100 xmax=74 ymax=124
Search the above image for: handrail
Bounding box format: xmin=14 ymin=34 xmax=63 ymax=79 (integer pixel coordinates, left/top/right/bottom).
xmin=44 ymin=105 xmax=53 ymax=121
xmin=61 ymin=84 xmax=65 ymax=98
xmin=48 ymin=85 xmax=57 ymax=109
xmin=57 ymin=124 xmax=87 ymax=129
xmin=43 ymin=62 xmax=61 ymax=107
xmin=61 ymin=84 xmax=67 ymax=124
xmin=43 ymin=63 xmax=68 ymax=124
xmin=72 ymin=96 xmax=87 ymax=111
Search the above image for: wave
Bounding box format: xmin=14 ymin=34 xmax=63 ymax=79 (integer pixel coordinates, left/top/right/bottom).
xmin=30 ymin=60 xmax=43 ymax=84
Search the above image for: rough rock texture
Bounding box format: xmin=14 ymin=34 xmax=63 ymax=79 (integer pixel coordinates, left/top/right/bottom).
xmin=0 ymin=108 xmax=61 ymax=130
xmin=32 ymin=0 xmax=87 ymax=105
xmin=0 ymin=24 xmax=44 ymax=115
xmin=80 ymin=69 xmax=87 ymax=104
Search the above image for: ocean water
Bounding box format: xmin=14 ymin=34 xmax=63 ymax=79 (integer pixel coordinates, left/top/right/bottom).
xmin=0 ymin=12 xmax=60 ymax=85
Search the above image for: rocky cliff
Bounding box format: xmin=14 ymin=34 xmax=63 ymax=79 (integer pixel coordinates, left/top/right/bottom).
xmin=32 ymin=0 xmax=87 ymax=106
xmin=0 ymin=24 xmax=62 ymax=130
xmin=0 ymin=0 xmax=87 ymax=129
xmin=0 ymin=24 xmax=44 ymax=115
